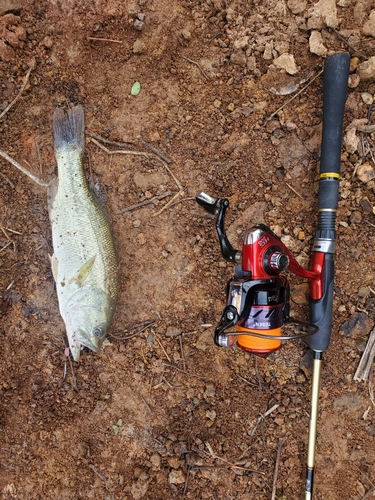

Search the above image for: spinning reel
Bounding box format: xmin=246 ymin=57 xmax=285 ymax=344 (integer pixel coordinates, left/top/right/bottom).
xmin=196 ymin=192 xmax=320 ymax=358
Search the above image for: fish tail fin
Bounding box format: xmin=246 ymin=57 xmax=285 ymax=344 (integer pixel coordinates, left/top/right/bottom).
xmin=53 ymin=105 xmax=84 ymax=152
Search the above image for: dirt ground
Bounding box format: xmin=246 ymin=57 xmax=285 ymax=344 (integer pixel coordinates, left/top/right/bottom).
xmin=0 ymin=0 xmax=375 ymax=499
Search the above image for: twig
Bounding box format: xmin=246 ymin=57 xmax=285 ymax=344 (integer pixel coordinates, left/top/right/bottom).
xmin=204 ymin=442 xmax=265 ymax=474
xmin=152 ymin=191 xmax=181 ymax=217
xmin=361 ymin=486 xmax=375 ymax=500
xmin=155 ymin=332 xmax=171 ymax=362
xmin=109 ymin=320 xmax=155 ymax=340
xmin=162 ymin=362 xmax=206 ymax=381
xmin=330 ymin=27 xmax=358 ymax=52
xmin=138 ymin=136 xmax=171 ymax=164
xmin=263 ymin=69 xmax=324 ymax=127
xmin=250 ymin=406 xmax=277 ymax=434
xmin=179 ymin=334 xmax=186 ymax=372
xmin=0 ymin=172 xmax=15 ymax=188
xmin=90 ymin=136 xmax=185 ymax=210
xmin=89 ymin=137 xmax=150 ymax=159
xmin=271 ymin=438 xmax=285 ymax=500
xmin=0 ymin=241 xmax=12 ymax=254
xmin=89 ymin=464 xmax=106 ymax=481
xmin=86 ymin=132 xmax=134 ymax=148
xmin=168 ymin=196 xmax=195 ymax=209
xmin=116 ymin=191 xmax=172 ymax=214
xmin=236 ymin=374 xmax=257 ymax=388
xmin=354 ymin=328 xmax=375 ymax=382
xmin=358 ymin=124 xmax=375 ymax=134
xmin=87 ymin=36 xmax=122 ymax=44
xmin=286 ymin=182 xmax=303 ymax=199
xmin=182 ymin=56 xmax=209 ymax=80
xmin=0 ymin=67 xmax=32 ymax=120
xmin=182 ymin=464 xmax=191 ymax=499
xmin=0 ymin=149 xmax=49 ymax=188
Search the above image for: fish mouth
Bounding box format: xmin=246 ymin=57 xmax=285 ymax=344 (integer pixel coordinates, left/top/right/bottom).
xmin=67 ymin=328 xmax=100 ymax=362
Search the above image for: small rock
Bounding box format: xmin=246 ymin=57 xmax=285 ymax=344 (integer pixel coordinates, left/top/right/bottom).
xmin=233 ymin=36 xmax=249 ymax=50
xmin=168 ymin=469 xmax=186 ymax=485
xmin=360 ymin=198 xmax=373 ymax=213
xmin=361 ymin=92 xmax=374 ymax=105
xmin=166 ymin=326 xmax=182 ymax=337
xmin=42 ymin=35 xmax=53 ymax=48
xmin=0 ymin=40 xmax=15 ymax=61
xmin=137 ymin=233 xmax=147 ymax=245
xmin=348 ymin=73 xmax=360 ymax=88
xmin=273 ymin=53 xmax=298 ymax=75
xmin=358 ymin=286 xmax=370 ymax=298
xmin=150 ymin=453 xmax=161 ymax=470
xmin=350 ymin=211 xmax=362 ymax=224
xmin=137 ymin=13 xmax=145 ymax=21
xmin=230 ymin=49 xmax=247 ymax=66
xmin=263 ymin=42 xmax=273 ymax=60
xmin=344 ymin=127 xmax=359 ymax=154
xmin=292 ymin=283 xmax=309 ymax=305
xmin=309 ymin=30 xmax=327 ymax=56
xmin=350 ymin=57 xmax=360 ymax=72
xmin=357 ymin=163 xmax=375 ymax=183
xmin=300 ymin=349 xmax=313 ymax=377
xmin=281 ymin=234 xmax=297 ymax=252
xmin=133 ymin=39 xmax=146 ymax=54
xmin=340 ymin=312 xmax=374 ymax=339
xmin=287 ymin=0 xmax=307 ymax=14
xmin=363 ymin=10 xmax=375 ymax=37
xmin=213 ymin=99 xmax=221 ymax=108
xmin=0 ymin=0 xmax=22 ymax=15
xmin=357 ymin=57 xmax=375 ymax=81
xmin=308 ymin=0 xmax=339 ymax=28
xmin=206 ymin=410 xmax=216 ymax=421
xmin=180 ymin=29 xmax=191 ymax=41
xmin=134 ymin=19 xmax=144 ymax=30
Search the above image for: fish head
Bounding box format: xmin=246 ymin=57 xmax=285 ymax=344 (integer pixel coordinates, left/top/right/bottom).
xmin=65 ymin=286 xmax=114 ymax=361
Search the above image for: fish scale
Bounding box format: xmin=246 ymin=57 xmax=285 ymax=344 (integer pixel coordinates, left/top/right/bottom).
xmin=48 ymin=105 xmax=118 ymax=361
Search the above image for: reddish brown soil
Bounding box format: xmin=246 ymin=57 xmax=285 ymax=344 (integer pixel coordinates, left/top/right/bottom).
xmin=1 ymin=1 xmax=375 ymax=499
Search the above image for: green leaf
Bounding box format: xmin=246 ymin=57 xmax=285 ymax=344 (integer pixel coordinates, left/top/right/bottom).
xmin=131 ymin=81 xmax=141 ymax=96
xmin=112 ymin=425 xmax=119 ymax=435
xmin=117 ymin=419 xmax=123 ymax=427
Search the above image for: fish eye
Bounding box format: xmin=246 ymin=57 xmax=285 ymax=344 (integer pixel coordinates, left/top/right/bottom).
xmin=93 ymin=326 xmax=104 ymax=337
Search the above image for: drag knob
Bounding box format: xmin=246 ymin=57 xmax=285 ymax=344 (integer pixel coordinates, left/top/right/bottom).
xmin=269 ymin=252 xmax=289 ymax=272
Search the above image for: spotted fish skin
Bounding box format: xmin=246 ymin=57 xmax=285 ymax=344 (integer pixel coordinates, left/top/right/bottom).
xmin=48 ymin=105 xmax=118 ymax=361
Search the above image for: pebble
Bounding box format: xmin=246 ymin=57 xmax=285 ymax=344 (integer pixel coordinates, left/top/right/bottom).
xmin=309 ymin=30 xmax=327 ymax=56
xmin=363 ymin=10 xmax=375 ymax=37
xmin=308 ymin=0 xmax=339 ymax=28
xmin=350 ymin=211 xmax=362 ymax=224
xmin=206 ymin=410 xmax=216 ymax=421
xmin=134 ymin=19 xmax=144 ymax=30
xmin=230 ymin=49 xmax=247 ymax=66
xmin=361 ymin=92 xmax=374 ymax=105
xmin=287 ymin=0 xmax=307 ymax=14
xmin=168 ymin=469 xmax=186 ymax=485
xmin=273 ymin=53 xmax=298 ymax=75
xmin=133 ymin=39 xmax=146 ymax=54
xmin=344 ymin=127 xmax=359 ymax=154
xmin=357 ymin=163 xmax=375 ymax=183
xmin=357 ymin=57 xmax=375 ymax=81
xmin=42 ymin=35 xmax=53 ymax=48
xmin=348 ymin=74 xmax=360 ymax=88
xmin=340 ymin=312 xmax=374 ymax=339
xmin=0 ymin=0 xmax=22 ymax=15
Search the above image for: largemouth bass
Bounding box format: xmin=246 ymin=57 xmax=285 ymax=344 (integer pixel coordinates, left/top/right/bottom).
xmin=48 ymin=105 xmax=118 ymax=361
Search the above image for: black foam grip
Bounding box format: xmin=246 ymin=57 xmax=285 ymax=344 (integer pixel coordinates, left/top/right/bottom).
xmin=318 ymin=178 xmax=339 ymax=211
xmin=308 ymin=255 xmax=334 ymax=351
xmin=320 ymin=52 xmax=350 ymax=176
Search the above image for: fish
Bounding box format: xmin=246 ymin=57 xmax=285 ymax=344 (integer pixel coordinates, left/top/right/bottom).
xmin=48 ymin=105 xmax=118 ymax=361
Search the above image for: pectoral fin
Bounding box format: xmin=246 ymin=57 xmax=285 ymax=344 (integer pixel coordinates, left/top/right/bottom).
xmin=71 ymin=255 xmax=96 ymax=286
xmin=50 ymin=254 xmax=59 ymax=282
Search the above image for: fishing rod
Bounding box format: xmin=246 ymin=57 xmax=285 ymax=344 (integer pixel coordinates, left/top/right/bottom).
xmin=305 ymin=52 xmax=350 ymax=499
xmin=195 ymin=52 xmax=350 ymax=497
